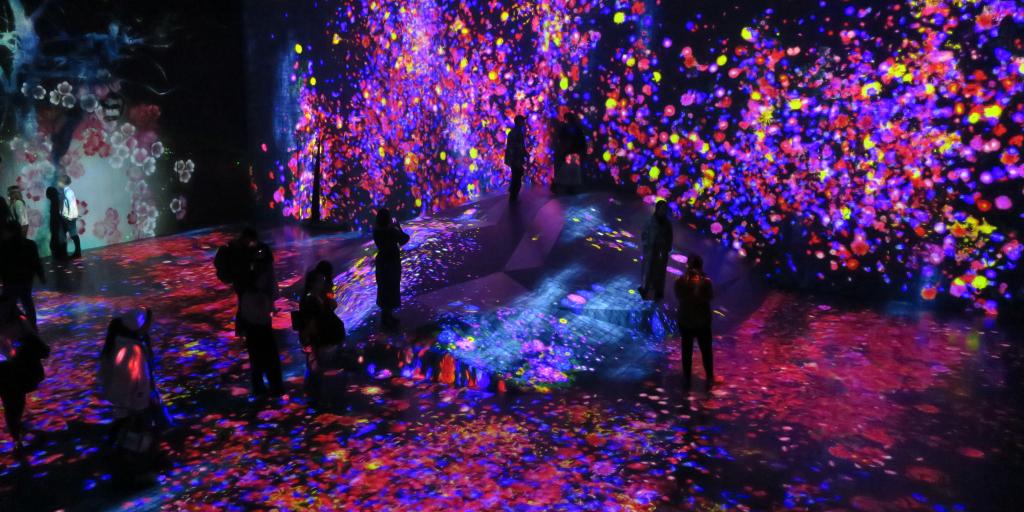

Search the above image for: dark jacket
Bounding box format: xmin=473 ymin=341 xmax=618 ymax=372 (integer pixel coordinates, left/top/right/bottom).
xmin=675 ymin=270 xmax=713 ymax=328
xmin=1 ymin=238 xmax=44 ymax=286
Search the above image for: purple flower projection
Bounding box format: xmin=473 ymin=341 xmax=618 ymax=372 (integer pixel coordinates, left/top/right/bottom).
xmin=260 ymin=0 xmax=1023 ymax=314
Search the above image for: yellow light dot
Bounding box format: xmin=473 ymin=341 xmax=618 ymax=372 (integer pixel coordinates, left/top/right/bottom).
xmin=469 ymin=147 xmax=479 ymax=159
xmin=440 ymin=151 xmax=447 ymax=161
xmin=626 ymin=57 xmax=636 ymax=67
xmin=741 ymin=27 xmax=755 ymax=42
xmin=460 ymin=57 xmax=468 ymax=69
xmin=863 ymin=136 xmax=876 ymax=150
xmin=652 ymin=71 xmax=662 ymax=82
xmin=501 ymin=11 xmax=509 ymax=22
xmin=788 ymin=98 xmax=803 ymax=110
xmin=559 ymin=76 xmax=569 ymax=90
xmin=332 ymin=34 xmax=341 ymax=45
xmin=415 ymin=198 xmax=422 ymax=207
xmin=488 ymin=70 xmax=498 ymax=81
xmin=670 ymin=133 xmax=680 ymax=144
xmin=602 ymin=151 xmax=611 ymax=162
xmin=649 ymin=166 xmax=660 ymax=180
xmin=309 ymin=77 xmax=317 ymax=86
xmin=605 ymin=98 xmax=617 ymax=109
xmin=968 ymin=112 xmax=980 ymax=124
xmin=973 ymin=276 xmax=989 ymax=289
xmin=716 ymin=55 xmax=727 ymax=66
xmin=984 ymin=105 xmax=1002 ymax=119
xmin=294 ymin=44 xmax=303 ymax=54
xmin=613 ymin=12 xmax=626 ymax=24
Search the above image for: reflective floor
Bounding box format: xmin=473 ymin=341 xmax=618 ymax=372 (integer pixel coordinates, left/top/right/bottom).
xmin=1 ymin=189 xmax=1022 ymax=511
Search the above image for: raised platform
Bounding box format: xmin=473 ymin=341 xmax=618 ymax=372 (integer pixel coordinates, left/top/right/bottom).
xmin=1 ymin=188 xmax=1021 ymax=511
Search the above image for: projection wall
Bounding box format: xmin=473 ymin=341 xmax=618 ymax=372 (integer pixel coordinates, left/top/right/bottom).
xmin=246 ymin=0 xmax=1023 ymax=315
xmin=1 ymin=0 xmax=250 ymax=254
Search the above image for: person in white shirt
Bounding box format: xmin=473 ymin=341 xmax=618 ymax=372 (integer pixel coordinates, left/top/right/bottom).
xmin=7 ymin=186 xmax=29 ymax=238
xmin=57 ymin=175 xmax=82 ymax=259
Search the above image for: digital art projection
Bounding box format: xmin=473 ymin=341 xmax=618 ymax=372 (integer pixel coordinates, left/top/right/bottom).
xmin=252 ymin=0 xmax=1024 ymax=315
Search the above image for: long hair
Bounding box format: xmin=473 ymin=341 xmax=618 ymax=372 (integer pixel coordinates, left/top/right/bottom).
xmin=375 ymin=208 xmax=392 ymax=229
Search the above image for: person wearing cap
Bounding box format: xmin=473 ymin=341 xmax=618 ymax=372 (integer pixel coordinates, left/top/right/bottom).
xmin=57 ymin=174 xmax=82 ymax=259
xmin=7 ymin=186 xmax=28 ymax=238
xmin=0 ymin=222 xmax=45 ymax=327
xmin=0 ymin=298 xmax=50 ymax=453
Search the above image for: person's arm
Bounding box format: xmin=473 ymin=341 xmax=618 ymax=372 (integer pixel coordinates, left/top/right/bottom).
xmin=395 ymin=223 xmax=410 ymax=246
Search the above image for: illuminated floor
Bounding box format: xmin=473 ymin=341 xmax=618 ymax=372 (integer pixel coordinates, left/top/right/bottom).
xmin=1 ymin=189 xmax=1022 ymax=511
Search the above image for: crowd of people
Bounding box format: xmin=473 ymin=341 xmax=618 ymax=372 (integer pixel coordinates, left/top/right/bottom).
xmin=0 ymin=122 xmax=717 ymax=470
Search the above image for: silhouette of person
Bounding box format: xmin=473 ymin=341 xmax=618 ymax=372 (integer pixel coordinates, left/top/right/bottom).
xmin=299 ymin=260 xmax=345 ymax=404
xmin=373 ymin=208 xmax=410 ymax=328
xmin=57 ymin=175 xmax=82 ymax=259
xmin=674 ymin=254 xmax=714 ymax=391
xmin=8 ymin=186 xmax=29 ymax=238
xmin=237 ymin=237 xmax=283 ymax=396
xmin=0 ymin=222 xmax=45 ymax=327
xmin=0 ymin=299 xmax=50 ymax=453
xmin=639 ymin=200 xmax=673 ymax=300
xmin=98 ymin=308 xmax=156 ymax=440
xmin=0 ymin=197 xmax=10 ymax=226
xmin=45 ymin=187 xmax=67 ymax=260
xmin=504 ymin=115 xmax=528 ymax=202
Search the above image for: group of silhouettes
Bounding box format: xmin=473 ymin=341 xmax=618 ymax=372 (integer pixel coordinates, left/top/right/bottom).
xmin=0 ymin=125 xmax=715 ymax=472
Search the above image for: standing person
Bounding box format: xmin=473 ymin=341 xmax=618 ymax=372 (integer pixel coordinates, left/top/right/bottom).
xmin=237 ymin=239 xmax=283 ymax=397
xmin=98 ymin=308 xmax=156 ymax=440
xmin=504 ymin=115 xmax=528 ymax=203
xmin=45 ymin=187 xmax=67 ymax=260
xmin=216 ymin=228 xmax=264 ymax=337
xmin=57 ymin=175 xmax=81 ymax=259
xmin=0 ymin=299 xmax=49 ymax=453
xmin=373 ymin=208 xmax=410 ymax=328
xmin=0 ymin=197 xmax=10 ymax=227
xmin=0 ymin=222 xmax=45 ymax=328
xmin=298 ymin=260 xmax=345 ymax=404
xmin=639 ymin=200 xmax=674 ymax=300
xmin=8 ymin=186 xmax=29 ymax=238
xmin=675 ymin=254 xmax=714 ymax=391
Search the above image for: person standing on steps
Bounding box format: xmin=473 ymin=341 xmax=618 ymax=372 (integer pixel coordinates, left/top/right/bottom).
xmin=57 ymin=175 xmax=82 ymax=259
xmin=675 ymin=254 xmax=714 ymax=392
xmin=505 ymin=114 xmax=528 ymax=203
xmin=373 ymin=208 xmax=410 ymax=329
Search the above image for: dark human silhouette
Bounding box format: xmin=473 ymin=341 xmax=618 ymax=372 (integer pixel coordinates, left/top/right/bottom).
xmin=0 ymin=197 xmax=10 ymax=226
xmin=504 ymin=115 xmax=528 ymax=202
xmin=8 ymin=186 xmax=29 ymax=238
xmin=639 ymin=200 xmax=673 ymax=300
xmin=0 ymin=299 xmax=50 ymax=454
xmin=373 ymin=208 xmax=410 ymax=328
xmin=99 ymin=309 xmax=156 ymax=440
xmin=57 ymin=175 xmax=82 ymax=259
xmin=553 ymin=112 xmax=586 ymax=192
xmin=298 ymin=260 xmax=346 ymax=404
xmin=235 ymin=234 xmax=283 ymax=396
xmin=45 ymin=186 xmax=67 ymax=260
xmin=0 ymin=222 xmax=45 ymax=327
xmin=215 ymin=228 xmax=265 ymax=336
xmin=674 ymin=254 xmax=714 ymax=391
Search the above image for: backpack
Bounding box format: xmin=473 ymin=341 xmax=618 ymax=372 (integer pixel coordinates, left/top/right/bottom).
xmin=214 ymin=244 xmax=236 ymax=284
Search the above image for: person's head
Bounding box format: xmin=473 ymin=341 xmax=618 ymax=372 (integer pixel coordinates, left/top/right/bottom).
xmin=654 ymin=199 xmax=669 ymax=218
xmin=239 ymin=227 xmax=259 ymax=248
xmin=314 ymin=260 xmax=334 ymax=278
xmin=375 ymin=208 xmax=392 ymax=228
xmin=514 ymin=115 xmax=526 ymax=128
xmin=7 ymin=186 xmax=21 ymax=201
xmin=564 ymin=112 xmax=577 ymax=123
xmin=57 ymin=175 xmax=71 ymax=188
xmin=687 ymin=253 xmax=704 ymax=272
xmin=45 ymin=186 xmax=59 ymax=201
xmin=119 ymin=307 xmax=152 ymax=335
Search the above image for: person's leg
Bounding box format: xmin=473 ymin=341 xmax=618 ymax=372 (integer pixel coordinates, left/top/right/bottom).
xmin=680 ymin=328 xmax=694 ymax=389
xmin=244 ymin=334 xmax=267 ymax=394
xmin=510 ymin=167 xmax=523 ymax=201
xmin=66 ymin=218 xmax=82 ymax=258
xmin=262 ymin=328 xmax=284 ymax=395
xmin=698 ymin=326 xmax=714 ymax=389
xmin=1 ymin=390 xmax=26 ymax=445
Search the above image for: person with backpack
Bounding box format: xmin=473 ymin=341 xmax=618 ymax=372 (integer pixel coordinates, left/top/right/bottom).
xmin=674 ymin=254 xmax=714 ymax=392
xmin=297 ymin=260 xmax=346 ymax=404
xmin=237 ymin=238 xmax=283 ymax=397
xmin=98 ymin=308 xmax=157 ymax=438
xmin=0 ymin=299 xmax=50 ymax=453
xmin=215 ymin=228 xmax=263 ymax=336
